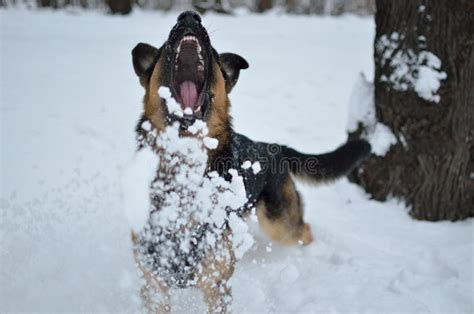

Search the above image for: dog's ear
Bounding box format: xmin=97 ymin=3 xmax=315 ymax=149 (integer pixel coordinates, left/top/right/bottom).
xmin=219 ymin=53 xmax=249 ymax=93
xmin=132 ymin=43 xmax=162 ymax=84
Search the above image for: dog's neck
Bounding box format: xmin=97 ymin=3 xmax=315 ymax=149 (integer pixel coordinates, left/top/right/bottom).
xmin=135 ymin=114 xmax=234 ymax=173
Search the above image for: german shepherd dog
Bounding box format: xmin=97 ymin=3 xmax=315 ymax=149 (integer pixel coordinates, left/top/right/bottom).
xmin=131 ymin=11 xmax=371 ymax=313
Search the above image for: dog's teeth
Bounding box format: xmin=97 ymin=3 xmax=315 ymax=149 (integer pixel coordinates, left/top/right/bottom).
xmin=195 ymin=106 xmax=201 ymax=112
xmin=183 ymin=35 xmax=198 ymax=43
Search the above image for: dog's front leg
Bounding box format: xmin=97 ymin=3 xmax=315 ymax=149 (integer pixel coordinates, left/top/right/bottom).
xmin=200 ymin=279 xmax=232 ymax=314
xmin=132 ymin=233 xmax=171 ymax=313
xmin=197 ymin=232 xmax=236 ymax=314
xmin=140 ymin=277 xmax=171 ymax=314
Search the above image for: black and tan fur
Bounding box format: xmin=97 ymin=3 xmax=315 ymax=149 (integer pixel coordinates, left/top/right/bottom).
xmin=131 ymin=11 xmax=370 ymax=313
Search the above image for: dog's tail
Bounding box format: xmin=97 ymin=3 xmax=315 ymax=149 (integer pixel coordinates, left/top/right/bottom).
xmin=281 ymin=140 xmax=371 ymax=184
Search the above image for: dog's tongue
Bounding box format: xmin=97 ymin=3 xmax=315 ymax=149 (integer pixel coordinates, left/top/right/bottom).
xmin=179 ymin=81 xmax=198 ymax=109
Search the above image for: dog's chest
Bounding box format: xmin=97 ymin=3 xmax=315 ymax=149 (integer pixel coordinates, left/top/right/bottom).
xmin=134 ymin=119 xmax=250 ymax=288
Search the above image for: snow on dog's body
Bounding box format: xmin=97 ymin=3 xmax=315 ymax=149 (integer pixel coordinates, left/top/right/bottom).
xmin=133 ymin=88 xmax=250 ymax=292
xmin=131 ymin=11 xmax=371 ymax=313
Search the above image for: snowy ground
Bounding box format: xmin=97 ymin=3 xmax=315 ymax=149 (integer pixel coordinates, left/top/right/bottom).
xmin=1 ymin=8 xmax=473 ymax=313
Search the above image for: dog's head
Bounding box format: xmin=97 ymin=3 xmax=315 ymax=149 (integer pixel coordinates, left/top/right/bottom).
xmin=132 ymin=11 xmax=248 ymax=140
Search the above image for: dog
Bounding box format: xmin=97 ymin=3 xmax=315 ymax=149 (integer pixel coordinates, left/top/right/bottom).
xmin=131 ymin=11 xmax=371 ymax=313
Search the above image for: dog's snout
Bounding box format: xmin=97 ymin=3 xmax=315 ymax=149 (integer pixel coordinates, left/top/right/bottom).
xmin=177 ymin=11 xmax=201 ymax=24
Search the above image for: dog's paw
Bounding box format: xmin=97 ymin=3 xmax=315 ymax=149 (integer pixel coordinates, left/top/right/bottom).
xmin=300 ymin=223 xmax=314 ymax=246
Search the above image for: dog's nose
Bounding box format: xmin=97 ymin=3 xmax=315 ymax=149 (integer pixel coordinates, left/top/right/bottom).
xmin=177 ymin=11 xmax=201 ymax=24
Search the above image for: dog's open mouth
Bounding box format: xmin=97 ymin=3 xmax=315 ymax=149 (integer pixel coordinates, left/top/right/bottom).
xmin=172 ymin=34 xmax=206 ymax=114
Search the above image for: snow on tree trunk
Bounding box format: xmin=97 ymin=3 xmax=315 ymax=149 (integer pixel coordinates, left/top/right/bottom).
xmin=348 ymin=0 xmax=474 ymax=221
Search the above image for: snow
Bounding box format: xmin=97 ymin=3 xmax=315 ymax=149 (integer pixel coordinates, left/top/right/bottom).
xmin=159 ymin=86 xmax=183 ymax=117
xmin=203 ymin=136 xmax=218 ymax=149
xmin=228 ymin=212 xmax=255 ymax=260
xmin=121 ymin=146 xmax=158 ymax=232
xmin=1 ymin=8 xmax=473 ymax=313
xmin=376 ymin=32 xmax=447 ymax=103
xmin=183 ymin=107 xmax=193 ymax=115
xmin=413 ymin=52 xmax=447 ymax=103
xmin=369 ymin=122 xmax=398 ymax=156
xmin=251 ymin=161 xmax=261 ymax=174
xmin=241 ymin=160 xmax=252 ymax=169
xmin=346 ymin=72 xmax=375 ymax=133
xmin=188 ymin=119 xmax=208 ymax=135
xmin=346 ymin=74 xmax=396 ymax=156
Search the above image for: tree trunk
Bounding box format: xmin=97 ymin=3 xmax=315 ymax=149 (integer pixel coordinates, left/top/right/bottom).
xmin=349 ymin=0 xmax=474 ymax=221
xmin=256 ymin=0 xmax=272 ymax=12
xmin=106 ymin=0 xmax=133 ymax=14
xmin=37 ymin=0 xmax=57 ymax=7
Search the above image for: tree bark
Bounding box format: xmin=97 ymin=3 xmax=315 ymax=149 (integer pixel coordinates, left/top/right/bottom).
xmin=256 ymin=0 xmax=272 ymax=12
xmin=37 ymin=0 xmax=57 ymax=7
xmin=349 ymin=0 xmax=474 ymax=221
xmin=106 ymin=0 xmax=132 ymax=14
